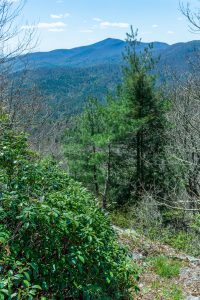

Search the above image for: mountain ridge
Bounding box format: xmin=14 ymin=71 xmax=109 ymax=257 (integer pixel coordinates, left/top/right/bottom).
xmin=17 ymin=38 xmax=200 ymax=71
xmin=14 ymin=37 xmax=200 ymax=116
xmin=25 ymin=37 xmax=200 ymax=55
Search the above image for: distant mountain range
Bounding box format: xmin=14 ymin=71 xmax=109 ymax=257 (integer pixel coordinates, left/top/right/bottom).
xmin=15 ymin=38 xmax=200 ymax=116
xmin=18 ymin=38 xmax=200 ymax=71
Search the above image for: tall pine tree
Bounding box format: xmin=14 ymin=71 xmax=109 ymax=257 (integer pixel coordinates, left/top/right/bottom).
xmin=120 ymin=28 xmax=170 ymax=203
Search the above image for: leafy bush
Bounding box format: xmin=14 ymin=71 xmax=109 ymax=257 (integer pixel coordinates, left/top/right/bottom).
xmin=0 ymin=114 xmax=135 ymax=299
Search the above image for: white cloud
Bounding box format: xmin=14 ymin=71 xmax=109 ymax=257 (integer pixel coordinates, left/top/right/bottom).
xmin=21 ymin=22 xmax=67 ymax=31
xmin=167 ymin=30 xmax=174 ymax=34
xmin=178 ymin=17 xmax=183 ymax=21
xmin=152 ymin=24 xmax=158 ymax=28
xmin=100 ymin=21 xmax=129 ymax=29
xmin=49 ymin=28 xmax=65 ymax=32
xmin=93 ymin=17 xmax=129 ymax=29
xmin=50 ymin=13 xmax=70 ymax=19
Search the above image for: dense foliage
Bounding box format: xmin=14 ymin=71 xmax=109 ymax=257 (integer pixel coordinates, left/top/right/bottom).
xmin=22 ymin=64 xmax=122 ymax=115
xmin=0 ymin=112 xmax=135 ymax=299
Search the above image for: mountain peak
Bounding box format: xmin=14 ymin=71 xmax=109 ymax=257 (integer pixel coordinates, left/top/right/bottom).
xmin=100 ymin=37 xmax=124 ymax=43
xmin=90 ymin=38 xmax=125 ymax=48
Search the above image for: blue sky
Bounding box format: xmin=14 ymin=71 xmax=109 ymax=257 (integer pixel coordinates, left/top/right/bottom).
xmin=20 ymin=0 xmax=200 ymax=51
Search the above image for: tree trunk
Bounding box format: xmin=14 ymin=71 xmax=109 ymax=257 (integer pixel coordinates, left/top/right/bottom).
xmin=103 ymin=143 xmax=111 ymax=209
xmin=92 ymin=145 xmax=99 ymax=198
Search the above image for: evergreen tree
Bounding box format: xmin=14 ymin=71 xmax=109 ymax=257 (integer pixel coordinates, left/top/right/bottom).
xmin=121 ymin=27 xmax=170 ymax=203
xmin=64 ymin=96 xmax=127 ymax=208
xmin=65 ymin=98 xmax=103 ymax=198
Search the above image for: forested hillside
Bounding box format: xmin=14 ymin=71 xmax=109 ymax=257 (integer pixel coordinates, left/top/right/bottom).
xmin=13 ymin=38 xmax=200 ymax=116
xmin=8 ymin=37 xmax=200 ymax=153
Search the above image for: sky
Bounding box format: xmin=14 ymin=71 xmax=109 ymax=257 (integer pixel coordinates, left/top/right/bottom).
xmin=19 ymin=0 xmax=200 ymax=51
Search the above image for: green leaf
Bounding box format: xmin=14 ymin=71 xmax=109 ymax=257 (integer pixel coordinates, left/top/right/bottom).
xmin=23 ymin=280 xmax=30 ymax=288
xmin=106 ymin=277 xmax=111 ymax=284
xmin=0 ymin=290 xmax=8 ymax=296
xmin=78 ymin=255 xmax=85 ymax=263
xmin=14 ymin=274 xmax=23 ymax=280
xmin=32 ymin=285 xmax=42 ymax=290
xmin=24 ymin=272 xmax=30 ymax=281
xmin=0 ymin=292 xmax=5 ymax=300
xmin=11 ymin=293 xmax=18 ymax=298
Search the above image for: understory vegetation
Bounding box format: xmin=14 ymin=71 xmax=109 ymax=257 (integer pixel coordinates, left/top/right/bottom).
xmin=0 ymin=112 xmax=136 ymax=299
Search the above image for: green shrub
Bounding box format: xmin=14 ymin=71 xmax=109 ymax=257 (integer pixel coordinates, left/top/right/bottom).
xmin=164 ymin=231 xmax=192 ymax=251
xmin=148 ymin=256 xmax=181 ymax=278
xmin=110 ymin=209 xmax=135 ymax=229
xmin=0 ymin=115 xmax=135 ymax=299
xmin=151 ymin=282 xmax=183 ymax=300
xmin=163 ymin=284 xmax=184 ymax=300
xmin=160 ymin=229 xmax=200 ymax=256
xmin=191 ymin=213 xmax=200 ymax=234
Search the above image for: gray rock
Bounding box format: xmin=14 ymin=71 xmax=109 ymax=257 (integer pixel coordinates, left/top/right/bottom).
xmin=186 ymin=256 xmax=200 ymax=265
xmin=112 ymin=225 xmax=138 ymax=237
xmin=180 ymin=266 xmax=200 ymax=283
xmin=186 ymin=296 xmax=200 ymax=300
xmin=129 ymin=251 xmax=144 ymax=260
